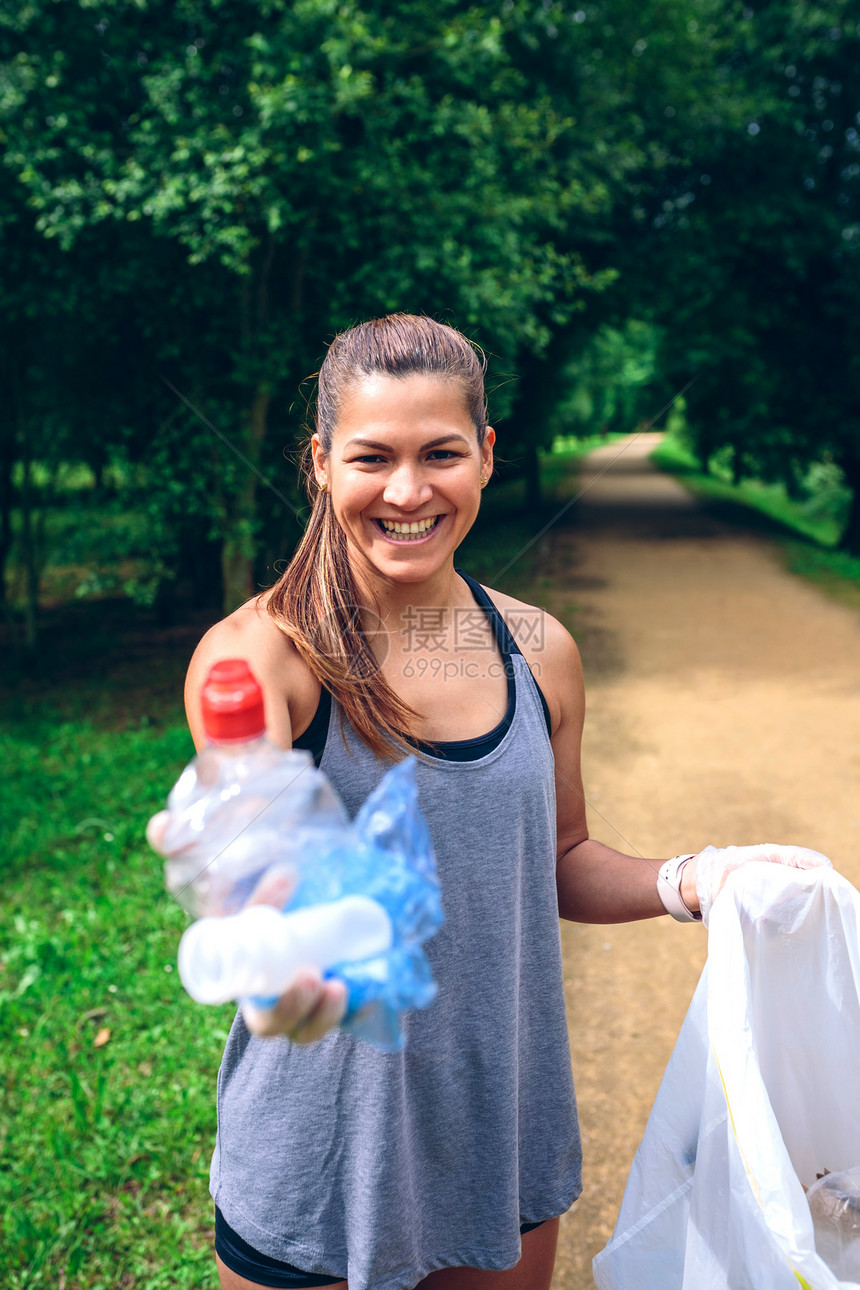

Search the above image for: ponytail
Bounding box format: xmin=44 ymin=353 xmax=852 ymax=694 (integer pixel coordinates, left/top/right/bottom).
xmin=267 ymin=448 xmax=418 ymax=759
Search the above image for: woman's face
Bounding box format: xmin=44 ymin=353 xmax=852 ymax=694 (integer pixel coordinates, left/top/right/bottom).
xmin=312 ymin=373 xmax=494 ymax=587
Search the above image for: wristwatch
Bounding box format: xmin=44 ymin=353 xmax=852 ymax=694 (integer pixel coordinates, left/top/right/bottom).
xmin=657 ymin=854 xmax=703 ymax=922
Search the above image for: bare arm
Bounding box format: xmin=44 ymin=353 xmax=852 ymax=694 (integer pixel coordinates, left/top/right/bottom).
xmin=556 ymin=838 xmax=675 ymax=924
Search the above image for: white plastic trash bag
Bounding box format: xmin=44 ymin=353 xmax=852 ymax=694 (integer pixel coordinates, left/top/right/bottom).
xmin=593 ymin=862 xmax=860 ymax=1290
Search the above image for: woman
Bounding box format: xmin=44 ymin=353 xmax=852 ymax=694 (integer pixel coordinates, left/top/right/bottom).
xmin=179 ymin=314 xmax=826 ymax=1290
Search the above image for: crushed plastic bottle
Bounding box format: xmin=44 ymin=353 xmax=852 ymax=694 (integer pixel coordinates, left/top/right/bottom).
xmin=807 ymin=1168 xmax=860 ymax=1281
xmin=152 ymin=659 xmax=444 ymax=1050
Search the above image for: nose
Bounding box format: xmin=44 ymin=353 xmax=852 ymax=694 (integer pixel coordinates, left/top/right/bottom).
xmin=382 ymin=465 xmax=433 ymax=510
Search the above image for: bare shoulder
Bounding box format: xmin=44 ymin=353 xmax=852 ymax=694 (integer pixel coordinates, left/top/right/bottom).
xmin=479 ymin=584 xmax=581 ymax=668
xmin=188 ymin=594 xmax=292 ymax=678
xmin=185 ymin=594 xmax=313 ymax=748
xmin=480 ymin=584 xmax=583 ymax=731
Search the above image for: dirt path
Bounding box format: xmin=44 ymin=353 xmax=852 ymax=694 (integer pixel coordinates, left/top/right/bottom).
xmin=544 ymin=434 xmax=860 ymax=1289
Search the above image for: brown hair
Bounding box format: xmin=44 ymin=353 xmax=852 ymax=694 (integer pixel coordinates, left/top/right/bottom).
xmin=267 ymin=314 xmax=488 ymax=758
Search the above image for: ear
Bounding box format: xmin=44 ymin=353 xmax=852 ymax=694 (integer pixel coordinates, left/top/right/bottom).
xmin=481 ymin=427 xmax=495 ymax=481
xmin=310 ymin=434 xmax=328 ymax=489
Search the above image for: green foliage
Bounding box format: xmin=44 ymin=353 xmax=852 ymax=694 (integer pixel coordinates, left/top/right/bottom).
xmin=643 ymin=0 xmax=860 ymax=549
xmin=546 ymin=320 xmax=661 ymax=440
xmin=0 ymin=0 xmax=629 ymax=619
xmin=4 ymin=0 xmax=859 ymax=629
xmin=0 ymin=0 xmax=730 ymax=619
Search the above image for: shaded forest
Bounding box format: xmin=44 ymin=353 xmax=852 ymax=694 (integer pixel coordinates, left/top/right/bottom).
xmin=2 ymin=0 xmax=859 ymax=646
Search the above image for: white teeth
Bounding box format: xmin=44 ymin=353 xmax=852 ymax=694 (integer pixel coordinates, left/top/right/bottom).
xmin=379 ymin=516 xmax=438 ymax=539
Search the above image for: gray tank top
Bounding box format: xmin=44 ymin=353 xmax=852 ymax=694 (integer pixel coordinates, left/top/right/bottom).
xmin=210 ymin=583 xmax=582 ymax=1290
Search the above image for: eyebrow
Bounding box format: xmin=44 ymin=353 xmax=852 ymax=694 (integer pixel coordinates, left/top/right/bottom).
xmin=345 ymin=434 xmax=472 ymax=451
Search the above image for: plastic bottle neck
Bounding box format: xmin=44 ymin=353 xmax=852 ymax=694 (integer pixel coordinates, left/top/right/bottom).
xmin=207 ymin=731 xmax=271 ymax=755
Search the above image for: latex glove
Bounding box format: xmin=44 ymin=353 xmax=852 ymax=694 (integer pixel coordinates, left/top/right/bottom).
xmin=694 ymin=843 xmax=832 ymax=927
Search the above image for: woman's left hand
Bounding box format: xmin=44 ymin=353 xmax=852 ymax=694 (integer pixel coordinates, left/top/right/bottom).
xmin=686 ymin=843 xmax=832 ymax=926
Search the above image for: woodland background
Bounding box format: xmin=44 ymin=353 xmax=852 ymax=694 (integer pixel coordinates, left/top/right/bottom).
xmin=2 ymin=0 xmax=859 ymax=649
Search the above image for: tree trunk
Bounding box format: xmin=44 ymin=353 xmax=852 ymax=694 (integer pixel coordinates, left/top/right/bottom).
xmin=220 ymin=236 xmax=283 ymax=614
xmin=523 ymin=440 xmax=542 ymax=513
xmin=731 ymin=445 xmax=745 ymax=486
xmin=220 ymin=385 xmax=271 ymax=614
xmin=838 ymin=460 xmax=860 ymax=556
xmin=19 ymin=444 xmax=39 ymax=650
xmin=506 ymin=327 xmax=588 ymax=515
xmin=0 ymin=418 xmax=14 ymax=608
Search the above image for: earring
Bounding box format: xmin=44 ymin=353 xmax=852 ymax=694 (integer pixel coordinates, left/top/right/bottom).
xmin=317 ymin=481 xmax=327 ymax=493
xmin=479 ymin=476 xmax=488 ymax=488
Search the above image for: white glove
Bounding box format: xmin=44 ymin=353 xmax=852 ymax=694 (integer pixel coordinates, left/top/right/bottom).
xmin=695 ymin=843 xmax=832 ymax=927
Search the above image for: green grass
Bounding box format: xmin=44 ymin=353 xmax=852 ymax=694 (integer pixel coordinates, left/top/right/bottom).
xmin=0 ymin=715 xmax=240 ymax=1288
xmin=652 ymin=434 xmax=860 ymax=602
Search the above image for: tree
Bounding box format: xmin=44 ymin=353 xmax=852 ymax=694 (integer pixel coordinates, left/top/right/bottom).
xmin=0 ymin=186 xmax=81 ymax=648
xmin=2 ymin=0 xmax=609 ymax=610
xmin=485 ymin=0 xmax=752 ymax=503
xmin=641 ymin=0 xmax=860 ymax=551
xmin=0 ymin=167 xmax=228 ymax=646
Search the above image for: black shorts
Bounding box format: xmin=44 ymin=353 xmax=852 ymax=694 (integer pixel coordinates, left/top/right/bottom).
xmin=214 ymin=1206 xmax=547 ymax=1287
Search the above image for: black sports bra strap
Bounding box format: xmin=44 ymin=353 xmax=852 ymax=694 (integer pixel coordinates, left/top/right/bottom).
xmin=457 ymin=570 xmax=552 ymax=739
xmin=292 ymin=685 xmax=332 ymax=768
xmin=456 ymin=570 xmax=521 ymax=658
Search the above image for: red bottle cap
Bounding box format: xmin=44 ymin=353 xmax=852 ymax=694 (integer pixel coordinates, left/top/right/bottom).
xmin=200 ymin=660 xmax=266 ymax=742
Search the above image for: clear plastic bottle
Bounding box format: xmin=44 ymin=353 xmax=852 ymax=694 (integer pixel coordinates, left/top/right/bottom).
xmin=807 ymin=1168 xmax=860 ymax=1280
xmin=154 ymin=659 xmax=443 ymax=1049
xmin=161 ymin=659 xmax=350 ymax=919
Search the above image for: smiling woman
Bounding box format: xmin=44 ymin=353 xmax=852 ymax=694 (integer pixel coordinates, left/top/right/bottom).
xmin=182 ymin=317 xmax=588 ymax=1290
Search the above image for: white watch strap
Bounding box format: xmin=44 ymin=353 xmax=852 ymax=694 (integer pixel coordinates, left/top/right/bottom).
xmin=657 ymin=854 xmax=702 ymax=922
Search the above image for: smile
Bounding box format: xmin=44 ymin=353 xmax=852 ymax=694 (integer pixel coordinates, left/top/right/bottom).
xmin=375 ymin=516 xmax=442 ymax=542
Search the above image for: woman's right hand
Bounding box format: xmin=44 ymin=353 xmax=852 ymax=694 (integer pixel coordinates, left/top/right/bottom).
xmin=236 ymin=869 xmax=349 ymax=1042
xmin=148 ymin=810 xmax=347 ymax=1045
xmin=240 ymin=973 xmax=348 ymax=1042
